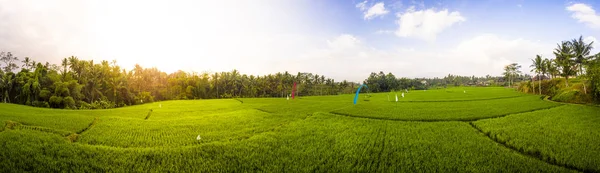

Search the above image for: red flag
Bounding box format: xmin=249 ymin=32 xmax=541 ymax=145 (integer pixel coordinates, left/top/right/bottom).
xmin=292 ymin=82 xmax=297 ymax=99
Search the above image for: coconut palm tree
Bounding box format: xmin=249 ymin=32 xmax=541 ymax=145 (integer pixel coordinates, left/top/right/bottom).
xmin=530 ymin=55 xmax=543 ymax=94
xmin=571 ymin=36 xmax=594 ymax=93
xmin=554 ymin=41 xmax=577 ymax=87
xmin=21 ymin=57 xmax=31 ymax=70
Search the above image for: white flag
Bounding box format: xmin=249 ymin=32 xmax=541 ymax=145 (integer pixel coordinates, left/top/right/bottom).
xmin=402 ymin=92 xmax=405 ymax=98
xmin=286 ymin=95 xmax=289 ymax=100
xmin=196 ymin=135 xmax=201 ymax=140
xmin=395 ymin=94 xmax=398 ymax=102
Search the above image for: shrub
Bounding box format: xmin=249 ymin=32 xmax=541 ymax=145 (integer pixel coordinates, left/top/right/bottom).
xmin=78 ymin=101 xmax=92 ymax=109
xmin=31 ymin=101 xmax=49 ymax=108
xmin=39 ymin=89 xmax=51 ymax=101
xmin=48 ymin=96 xmax=63 ymax=108
xmin=552 ymin=89 xmax=592 ymax=104
xmin=588 ymin=59 xmax=600 ymax=102
xmin=63 ymin=96 xmax=76 ymax=109
xmin=134 ymin=92 xmax=154 ymax=104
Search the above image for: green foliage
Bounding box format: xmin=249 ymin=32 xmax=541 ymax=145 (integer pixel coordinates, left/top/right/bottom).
xmin=38 ymin=89 xmax=51 ymax=101
xmin=589 ymin=58 xmax=600 ymax=102
xmin=31 ymin=101 xmax=49 ymax=108
xmin=89 ymin=98 xmax=115 ymax=109
xmin=552 ymin=89 xmax=592 ymax=104
xmin=63 ymin=96 xmax=76 ymax=109
xmin=48 ymin=96 xmax=62 ymax=108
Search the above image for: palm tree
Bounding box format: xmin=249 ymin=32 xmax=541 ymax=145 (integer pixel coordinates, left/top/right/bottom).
xmin=571 ymin=36 xmax=594 ymax=93
xmin=21 ymin=57 xmax=31 ymax=70
xmin=61 ymin=57 xmax=70 ymax=80
xmin=211 ymin=72 xmax=219 ymax=98
xmin=530 ymin=55 xmax=544 ymax=94
xmin=554 ymin=41 xmax=577 ymax=87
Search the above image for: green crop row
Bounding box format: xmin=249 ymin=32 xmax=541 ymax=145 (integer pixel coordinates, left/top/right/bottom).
xmin=0 ymin=103 xmax=96 ymax=132
xmin=473 ymin=105 xmax=600 ymax=172
xmin=76 ymin=108 xmax=307 ymax=148
xmin=0 ymin=113 xmax=574 ymax=172
xmin=332 ymin=95 xmax=561 ymax=121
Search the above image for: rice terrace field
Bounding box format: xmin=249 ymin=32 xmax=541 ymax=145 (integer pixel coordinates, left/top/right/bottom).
xmin=1 ymin=87 xmax=599 ymax=172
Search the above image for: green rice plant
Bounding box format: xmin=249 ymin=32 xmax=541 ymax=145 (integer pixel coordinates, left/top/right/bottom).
xmin=0 ymin=103 xmax=96 ymax=132
xmin=0 ymin=87 xmax=595 ymax=172
xmin=332 ymin=95 xmax=561 ymax=121
xmin=473 ymin=105 xmax=600 ymax=172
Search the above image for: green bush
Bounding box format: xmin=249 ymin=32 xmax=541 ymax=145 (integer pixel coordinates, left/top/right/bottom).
xmin=38 ymin=89 xmax=51 ymax=101
xmin=63 ymin=96 xmax=76 ymax=109
xmin=48 ymin=96 xmax=63 ymax=108
xmin=134 ymin=92 xmax=154 ymax=104
xmin=31 ymin=101 xmax=49 ymax=108
xmin=588 ymin=59 xmax=600 ymax=102
xmin=552 ymin=89 xmax=592 ymax=104
xmin=540 ymin=78 xmax=565 ymax=96
xmin=78 ymin=101 xmax=92 ymax=109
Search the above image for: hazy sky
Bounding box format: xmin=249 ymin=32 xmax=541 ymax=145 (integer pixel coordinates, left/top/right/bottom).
xmin=1 ymin=0 xmax=599 ymax=82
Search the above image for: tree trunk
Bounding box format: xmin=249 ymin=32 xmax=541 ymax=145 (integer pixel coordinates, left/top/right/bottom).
xmin=539 ymin=73 xmax=542 ymax=95
xmin=583 ymin=81 xmax=587 ymax=94
xmin=532 ymin=79 xmax=535 ymax=94
xmin=565 ymin=76 xmax=569 ymax=87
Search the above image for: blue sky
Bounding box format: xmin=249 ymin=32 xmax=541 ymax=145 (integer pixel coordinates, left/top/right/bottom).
xmin=0 ymin=0 xmax=599 ymax=82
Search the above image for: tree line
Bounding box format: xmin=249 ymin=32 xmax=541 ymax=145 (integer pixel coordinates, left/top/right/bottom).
xmin=0 ymin=54 xmax=371 ymax=109
xmin=1 ymin=52 xmax=522 ymax=109
xmin=363 ymin=71 xmax=521 ymax=92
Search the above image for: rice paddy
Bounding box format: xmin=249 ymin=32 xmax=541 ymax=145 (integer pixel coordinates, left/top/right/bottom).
xmin=0 ymin=87 xmax=598 ymax=172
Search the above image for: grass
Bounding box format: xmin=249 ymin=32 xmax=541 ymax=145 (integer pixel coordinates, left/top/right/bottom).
xmin=0 ymin=87 xmax=597 ymax=172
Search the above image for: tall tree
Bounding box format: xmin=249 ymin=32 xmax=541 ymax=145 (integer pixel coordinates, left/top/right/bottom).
xmin=530 ymin=55 xmax=544 ymax=94
xmin=571 ymin=36 xmax=594 ymax=93
xmin=503 ymin=63 xmax=522 ymax=87
xmin=1 ymin=52 xmax=19 ymax=72
xmin=554 ymin=41 xmax=577 ymax=87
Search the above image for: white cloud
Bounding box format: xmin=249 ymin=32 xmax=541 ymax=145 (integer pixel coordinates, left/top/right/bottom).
xmin=356 ymin=1 xmax=368 ymax=11
xmin=566 ymin=3 xmax=600 ymax=29
xmin=364 ymin=2 xmax=389 ymax=20
xmin=395 ymin=7 xmax=466 ymax=41
xmin=356 ymin=1 xmax=389 ymax=20
xmin=281 ymin=34 xmax=550 ymax=81
xmin=584 ymin=36 xmax=597 ymax=44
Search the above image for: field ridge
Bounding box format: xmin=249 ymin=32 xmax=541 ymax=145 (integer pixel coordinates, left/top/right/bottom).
xmin=468 ymin=122 xmax=593 ymax=173
xmin=329 ymin=104 xmax=565 ymax=122
xmin=397 ymin=95 xmax=526 ymax=102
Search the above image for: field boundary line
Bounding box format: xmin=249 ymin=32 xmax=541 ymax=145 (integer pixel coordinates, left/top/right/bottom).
xmin=76 ymin=117 xmax=99 ymax=135
xmin=1 ymin=120 xmax=72 ymax=136
xmin=233 ymin=98 xmax=243 ymax=103
xmin=543 ymin=96 xmax=600 ymax=107
xmin=468 ymin=122 xmax=593 ymax=173
xmin=328 ymin=105 xmax=565 ymax=122
xmin=398 ymin=95 xmax=526 ymax=102
xmin=254 ymin=108 xmax=274 ymax=113
xmin=144 ymin=109 xmax=152 ymax=120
